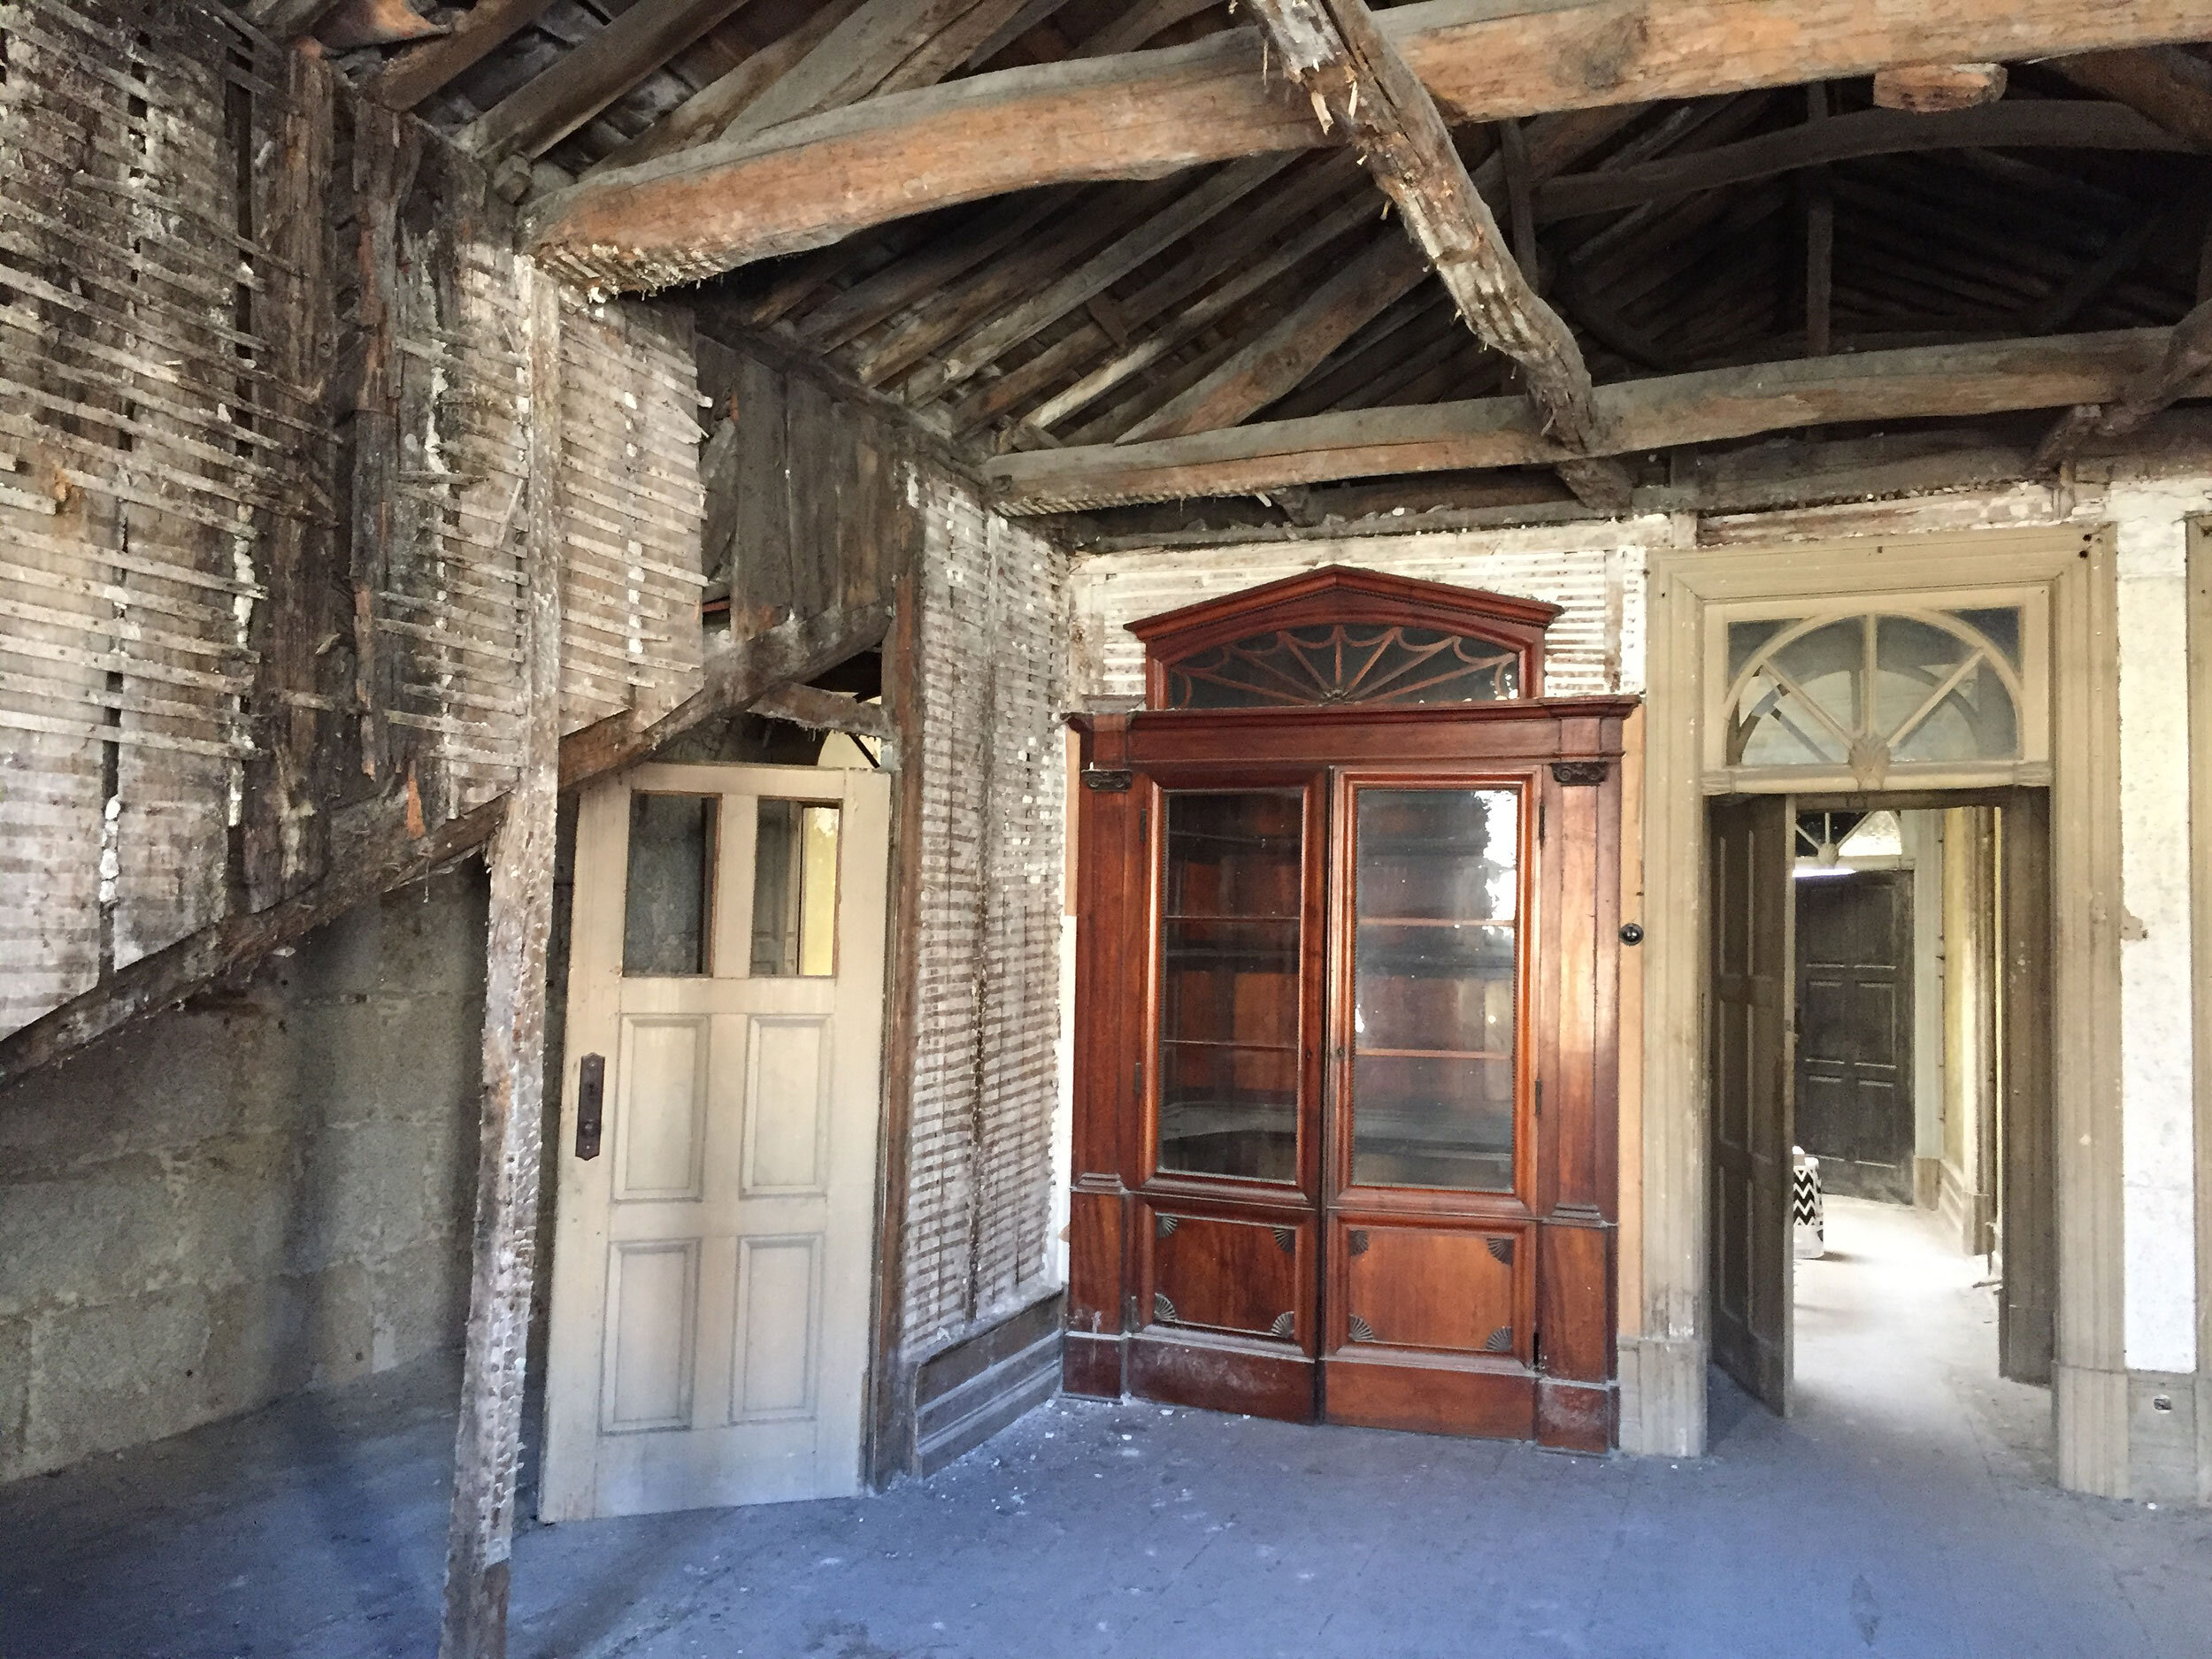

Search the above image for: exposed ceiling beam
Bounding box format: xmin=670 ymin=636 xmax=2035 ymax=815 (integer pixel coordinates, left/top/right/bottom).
xmin=364 ymin=0 xmax=558 ymax=112
xmin=984 ymin=327 xmax=2177 ymax=511
xmin=1535 ymin=99 xmax=2193 ymax=222
xmin=1240 ymin=0 xmax=1599 ymax=448
xmin=457 ymin=0 xmax=764 ymax=162
xmin=525 ymin=0 xmax=2212 ymax=290
xmin=2036 ymin=296 xmax=2212 ymax=465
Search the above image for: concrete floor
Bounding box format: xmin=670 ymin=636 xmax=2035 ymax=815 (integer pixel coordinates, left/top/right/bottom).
xmin=5 ymin=1198 xmax=2208 ymax=1658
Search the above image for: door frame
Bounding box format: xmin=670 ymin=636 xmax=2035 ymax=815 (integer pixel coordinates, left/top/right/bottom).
xmin=1632 ymin=525 xmax=2128 ymax=1495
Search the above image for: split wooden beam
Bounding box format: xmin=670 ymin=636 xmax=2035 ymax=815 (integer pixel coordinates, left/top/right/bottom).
xmin=750 ymin=682 xmax=896 ymax=742
xmin=523 ymin=0 xmax=2212 ymax=291
xmin=986 ymin=327 xmax=2177 ymax=511
xmin=0 ymin=601 xmax=893 ymax=1094
xmin=1240 ymin=0 xmax=1599 ymax=447
xmin=438 ymin=267 xmax=565 ymax=1659
xmin=2035 ymin=296 xmax=2212 ymax=468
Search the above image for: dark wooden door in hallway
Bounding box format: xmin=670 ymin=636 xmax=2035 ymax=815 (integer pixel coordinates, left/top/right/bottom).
xmin=1793 ymin=872 xmax=1915 ymax=1204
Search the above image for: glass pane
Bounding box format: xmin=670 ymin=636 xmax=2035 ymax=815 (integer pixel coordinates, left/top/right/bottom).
xmin=1167 ymin=625 xmax=1520 ymax=710
xmin=1949 ymin=606 xmax=2022 ymax=668
xmin=624 ymin=794 xmax=717 ymax=977
xmin=1879 ymin=617 xmax=2017 ymax=763
xmin=1350 ymin=788 xmax=1519 ymax=1191
xmin=1157 ymin=792 xmax=1302 ymax=1182
xmin=751 ymin=800 xmax=841 ymax=977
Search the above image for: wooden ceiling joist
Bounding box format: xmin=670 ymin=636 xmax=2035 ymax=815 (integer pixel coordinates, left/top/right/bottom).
xmin=457 ymin=0 xmax=764 ymax=161
xmin=365 ymin=0 xmax=557 ymax=112
xmin=984 ymin=327 xmax=2177 ymax=511
xmin=1240 ymin=0 xmax=1600 ymax=447
xmin=524 ymin=0 xmax=2212 ymax=291
xmin=2051 ymin=46 xmax=2212 ymax=150
xmin=1534 ymin=100 xmax=2193 ymax=224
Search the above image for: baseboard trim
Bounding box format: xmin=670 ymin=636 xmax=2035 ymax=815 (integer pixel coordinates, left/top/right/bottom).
xmin=910 ymin=1290 xmax=1064 ymax=1477
xmin=1616 ymin=1333 xmax=1706 ymax=1457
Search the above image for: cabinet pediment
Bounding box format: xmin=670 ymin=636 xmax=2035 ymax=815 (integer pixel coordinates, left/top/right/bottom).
xmin=1128 ymin=566 xmax=1562 ymax=710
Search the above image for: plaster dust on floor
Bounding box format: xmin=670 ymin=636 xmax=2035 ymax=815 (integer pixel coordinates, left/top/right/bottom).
xmin=3 ymin=1199 xmax=2207 ymax=1658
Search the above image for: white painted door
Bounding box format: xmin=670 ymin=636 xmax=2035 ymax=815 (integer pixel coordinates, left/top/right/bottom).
xmin=542 ymin=762 xmax=889 ymax=1519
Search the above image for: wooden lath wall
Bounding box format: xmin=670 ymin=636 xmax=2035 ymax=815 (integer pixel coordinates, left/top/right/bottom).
xmin=0 ymin=0 xmax=708 ymax=1043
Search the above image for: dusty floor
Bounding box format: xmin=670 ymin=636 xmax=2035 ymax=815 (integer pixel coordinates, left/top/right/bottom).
xmin=5 ymin=1199 xmax=2208 ymax=1658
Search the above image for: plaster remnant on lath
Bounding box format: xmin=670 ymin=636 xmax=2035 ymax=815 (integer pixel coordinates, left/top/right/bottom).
xmin=901 ymin=472 xmax=1069 ymax=1353
xmin=0 ymin=0 xmax=312 ymax=1024
xmin=1069 ymin=522 xmax=1671 ymax=706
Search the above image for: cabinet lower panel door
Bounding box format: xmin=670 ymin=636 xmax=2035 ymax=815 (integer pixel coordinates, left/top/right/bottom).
xmin=1321 ymin=1217 xmax=1537 ymax=1439
xmin=1132 ymin=1203 xmax=1317 ymax=1421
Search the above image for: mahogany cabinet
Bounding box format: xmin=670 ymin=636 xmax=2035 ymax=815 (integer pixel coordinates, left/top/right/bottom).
xmin=1064 ymin=567 xmax=1632 ymax=1451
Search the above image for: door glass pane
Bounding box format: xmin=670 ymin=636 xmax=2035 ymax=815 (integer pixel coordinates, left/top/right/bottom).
xmin=624 ymin=794 xmax=718 ymax=977
xmin=1157 ymin=791 xmax=1302 ymax=1182
xmin=752 ymin=800 xmax=841 ymax=977
xmin=1350 ymin=787 xmax=1519 ymax=1191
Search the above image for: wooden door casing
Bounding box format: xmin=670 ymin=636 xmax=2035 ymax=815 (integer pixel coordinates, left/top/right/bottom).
xmin=1793 ymin=871 xmax=1914 ymax=1204
xmin=1066 ymin=702 xmax=1632 ymax=1450
xmin=1706 ymin=795 xmax=1795 ymax=1417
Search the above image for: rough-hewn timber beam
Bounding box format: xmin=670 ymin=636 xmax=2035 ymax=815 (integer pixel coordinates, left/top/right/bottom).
xmin=1534 ymin=99 xmax=2191 ymax=222
xmin=0 ymin=603 xmax=892 ymax=1093
xmin=365 ymin=0 xmax=559 ymax=112
xmin=2036 ymin=296 xmax=2212 ymax=467
xmin=1241 ymin=0 xmax=1598 ymax=446
xmin=2049 ymin=46 xmax=2212 ymax=150
xmin=985 ymin=328 xmax=2177 ymax=511
xmin=524 ymin=0 xmax=2211 ymax=291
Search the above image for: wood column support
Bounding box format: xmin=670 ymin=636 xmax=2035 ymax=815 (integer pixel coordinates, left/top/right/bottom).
xmin=436 ymin=265 xmax=564 ymax=1659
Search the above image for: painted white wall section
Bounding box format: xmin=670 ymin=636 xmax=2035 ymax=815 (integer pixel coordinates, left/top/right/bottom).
xmin=1069 ymin=519 xmax=1680 ymax=704
xmin=2113 ymin=480 xmax=2201 ymax=1375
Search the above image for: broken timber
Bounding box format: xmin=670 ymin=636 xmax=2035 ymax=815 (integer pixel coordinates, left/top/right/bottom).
xmin=0 ymin=602 xmax=893 ymax=1094
xmin=522 ymin=0 xmax=2212 ymax=291
xmin=2036 ymin=296 xmax=2212 ymax=468
xmin=1242 ymin=0 xmax=1600 ymax=449
xmin=985 ymin=328 xmax=2180 ymax=511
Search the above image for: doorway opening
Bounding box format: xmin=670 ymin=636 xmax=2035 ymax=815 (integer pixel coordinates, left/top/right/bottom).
xmin=1705 ymin=788 xmax=2055 ymax=1444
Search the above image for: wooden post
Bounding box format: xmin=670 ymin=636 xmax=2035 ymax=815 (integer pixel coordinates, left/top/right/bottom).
xmin=438 ymin=260 xmax=565 ymax=1659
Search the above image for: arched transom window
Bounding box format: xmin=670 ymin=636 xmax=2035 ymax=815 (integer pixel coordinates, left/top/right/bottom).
xmin=1707 ymin=591 xmax=2049 ymax=790
xmin=1133 ymin=565 xmax=1559 ymax=712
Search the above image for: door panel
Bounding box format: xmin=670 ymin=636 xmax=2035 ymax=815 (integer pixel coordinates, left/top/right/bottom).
xmin=1322 ymin=775 xmax=1539 ymax=1435
xmin=1133 ymin=774 xmax=1325 ymax=1422
xmin=1339 ymin=1221 xmax=1531 ymax=1363
xmin=1793 ymin=872 xmax=1913 ymax=1202
xmin=1707 ymin=795 xmax=1794 ymax=1415
xmin=543 ymin=763 xmax=888 ymax=1519
xmin=1144 ymin=1208 xmax=1306 ymax=1342
xmin=2000 ymin=790 xmax=2055 ymax=1384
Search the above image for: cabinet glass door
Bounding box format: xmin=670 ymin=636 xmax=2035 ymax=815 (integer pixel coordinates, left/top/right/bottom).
xmin=1347 ymin=786 xmax=1523 ymax=1192
xmin=1156 ymin=789 xmax=1305 ymax=1183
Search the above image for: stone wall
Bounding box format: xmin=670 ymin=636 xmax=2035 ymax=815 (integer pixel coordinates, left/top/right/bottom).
xmin=0 ymin=872 xmax=486 ymax=1481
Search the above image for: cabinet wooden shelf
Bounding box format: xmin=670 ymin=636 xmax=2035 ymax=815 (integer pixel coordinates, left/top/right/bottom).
xmin=1066 ymin=565 xmax=1629 ymax=1455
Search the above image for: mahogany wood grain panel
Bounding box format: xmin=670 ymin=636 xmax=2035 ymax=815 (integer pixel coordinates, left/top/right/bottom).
xmin=1324 ymin=1353 xmax=1534 ymax=1440
xmin=1537 ymin=1217 xmax=1611 ymax=1386
xmin=1128 ymin=1332 xmax=1316 ymax=1423
xmin=1063 ymin=1331 xmax=1126 ymax=1400
xmin=1066 ymin=1187 xmax=1127 ymax=1337
xmin=1340 ymin=1221 xmax=1529 ymax=1364
xmin=1534 ymin=1377 xmax=1612 ymax=1452
xmin=1146 ymin=1210 xmax=1307 ymax=1345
